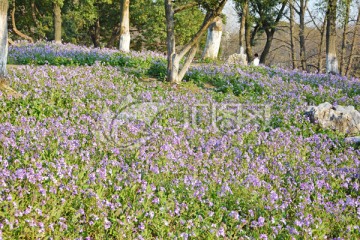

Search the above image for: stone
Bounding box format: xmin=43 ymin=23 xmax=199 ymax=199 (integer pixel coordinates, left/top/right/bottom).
xmin=226 ymin=53 xmax=248 ymax=66
xmin=305 ymin=102 xmax=360 ymax=135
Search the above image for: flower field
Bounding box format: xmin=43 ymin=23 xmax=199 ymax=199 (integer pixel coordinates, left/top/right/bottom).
xmin=0 ymin=43 xmax=359 ymax=239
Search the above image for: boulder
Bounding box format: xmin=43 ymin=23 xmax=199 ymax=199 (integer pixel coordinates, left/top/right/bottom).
xmin=305 ymin=102 xmax=360 ymax=135
xmin=226 ymin=53 xmax=248 ymax=66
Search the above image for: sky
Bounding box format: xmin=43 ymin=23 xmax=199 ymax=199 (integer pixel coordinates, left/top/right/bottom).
xmin=223 ymin=1 xmax=239 ymax=33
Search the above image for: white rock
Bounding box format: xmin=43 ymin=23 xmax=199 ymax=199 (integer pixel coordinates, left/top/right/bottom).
xmin=226 ymin=53 xmax=248 ymax=66
xmin=305 ymin=102 xmax=360 ymax=135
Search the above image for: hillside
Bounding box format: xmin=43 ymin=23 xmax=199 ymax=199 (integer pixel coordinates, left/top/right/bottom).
xmin=0 ymin=43 xmax=359 ymax=239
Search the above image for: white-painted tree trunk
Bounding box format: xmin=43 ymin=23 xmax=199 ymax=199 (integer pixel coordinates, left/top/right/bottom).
xmin=326 ymin=0 xmax=339 ymax=74
xmin=239 ymin=46 xmax=245 ymax=55
xmin=202 ymin=17 xmax=222 ymax=60
xmin=326 ymin=53 xmax=338 ymax=74
xmin=0 ymin=0 xmax=8 ymax=77
xmin=119 ymin=0 xmax=130 ymax=52
xmin=119 ymin=33 xmax=130 ymax=52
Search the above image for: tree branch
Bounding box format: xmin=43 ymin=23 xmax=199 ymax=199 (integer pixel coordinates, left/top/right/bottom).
xmin=179 ymin=45 xmax=198 ymax=81
xmin=275 ymin=1 xmax=288 ymax=24
xmin=178 ymin=0 xmax=227 ymax=59
xmin=11 ymin=0 xmax=34 ymax=43
xmin=174 ymin=2 xmax=198 ymax=14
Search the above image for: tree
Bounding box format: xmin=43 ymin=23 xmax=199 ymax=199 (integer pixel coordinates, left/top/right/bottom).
xmin=251 ymin=0 xmax=288 ymax=64
xmin=289 ymin=0 xmax=297 ymax=69
xmin=325 ymin=0 xmax=338 ymax=74
xmin=90 ymin=18 xmax=101 ymax=47
xmin=11 ymin=0 xmax=34 ymax=43
xmin=244 ymin=2 xmax=254 ymax=62
xmin=235 ymin=0 xmax=254 ymax=62
xmin=202 ymin=17 xmax=222 ymax=59
xmin=307 ymin=2 xmax=327 ymax=73
xmin=53 ymin=0 xmax=63 ymax=44
xmin=0 ymin=0 xmax=8 ymax=77
xmin=235 ymin=0 xmax=284 ymax=64
xmin=236 ymin=0 xmax=248 ymax=55
xmin=165 ymin=0 xmax=227 ymax=83
xmin=127 ymin=0 xmax=204 ymax=51
xmin=119 ymin=0 xmax=130 ymax=52
xmin=293 ymin=0 xmax=308 ymax=70
xmin=339 ymin=0 xmax=352 ymax=75
xmin=345 ymin=5 xmax=360 ymax=77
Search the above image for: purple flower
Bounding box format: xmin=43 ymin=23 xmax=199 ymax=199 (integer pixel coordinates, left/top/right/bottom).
xmin=260 ymin=234 xmax=268 ymax=240
xmin=258 ymin=217 xmax=265 ymax=227
xmin=217 ymin=227 xmax=225 ymax=237
xmin=138 ymin=222 xmax=145 ymax=231
xmin=104 ymin=218 xmax=111 ymax=229
xmin=229 ymin=211 xmax=239 ymax=220
xmin=152 ymin=197 xmax=160 ymax=204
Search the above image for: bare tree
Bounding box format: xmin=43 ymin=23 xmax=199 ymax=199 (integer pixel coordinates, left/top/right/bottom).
xmin=340 ymin=0 xmax=352 ymax=75
xmin=119 ymin=0 xmax=130 ymax=52
xmin=326 ymin=0 xmax=339 ymax=74
xmin=307 ymin=7 xmax=327 ymax=73
xmin=295 ymin=0 xmax=309 ymax=70
xmin=289 ymin=0 xmax=297 ymax=69
xmin=345 ymin=5 xmax=360 ymax=77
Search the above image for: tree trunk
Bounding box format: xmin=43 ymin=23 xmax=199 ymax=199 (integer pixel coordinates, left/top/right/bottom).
xmin=53 ymin=2 xmax=61 ymax=44
xmin=11 ymin=0 xmax=34 ymax=43
xmin=107 ymin=24 xmax=121 ymax=48
xmin=289 ymin=0 xmax=297 ymax=69
xmin=165 ymin=0 xmax=179 ymax=83
xmin=90 ymin=19 xmax=101 ymax=48
xmin=340 ymin=0 xmax=351 ymax=75
xmin=318 ymin=15 xmax=327 ymax=73
xmin=245 ymin=11 xmax=253 ymax=62
xmin=299 ymin=0 xmax=308 ymax=70
xmin=202 ymin=17 xmax=222 ymax=60
xmin=260 ymin=29 xmax=275 ymax=64
xmin=0 ymin=0 xmax=8 ymax=77
xmin=165 ymin=0 xmax=227 ymax=83
xmin=257 ymin=0 xmax=286 ymax=65
xmin=345 ymin=6 xmax=360 ymax=77
xmin=31 ymin=1 xmax=39 ymax=28
xmin=326 ymin=0 xmax=338 ymax=74
xmin=119 ymin=0 xmax=130 ymax=52
xmin=239 ymin=0 xmax=248 ymax=55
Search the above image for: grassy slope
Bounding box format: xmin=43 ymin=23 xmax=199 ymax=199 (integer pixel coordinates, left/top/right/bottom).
xmin=0 ymin=44 xmax=359 ymax=239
